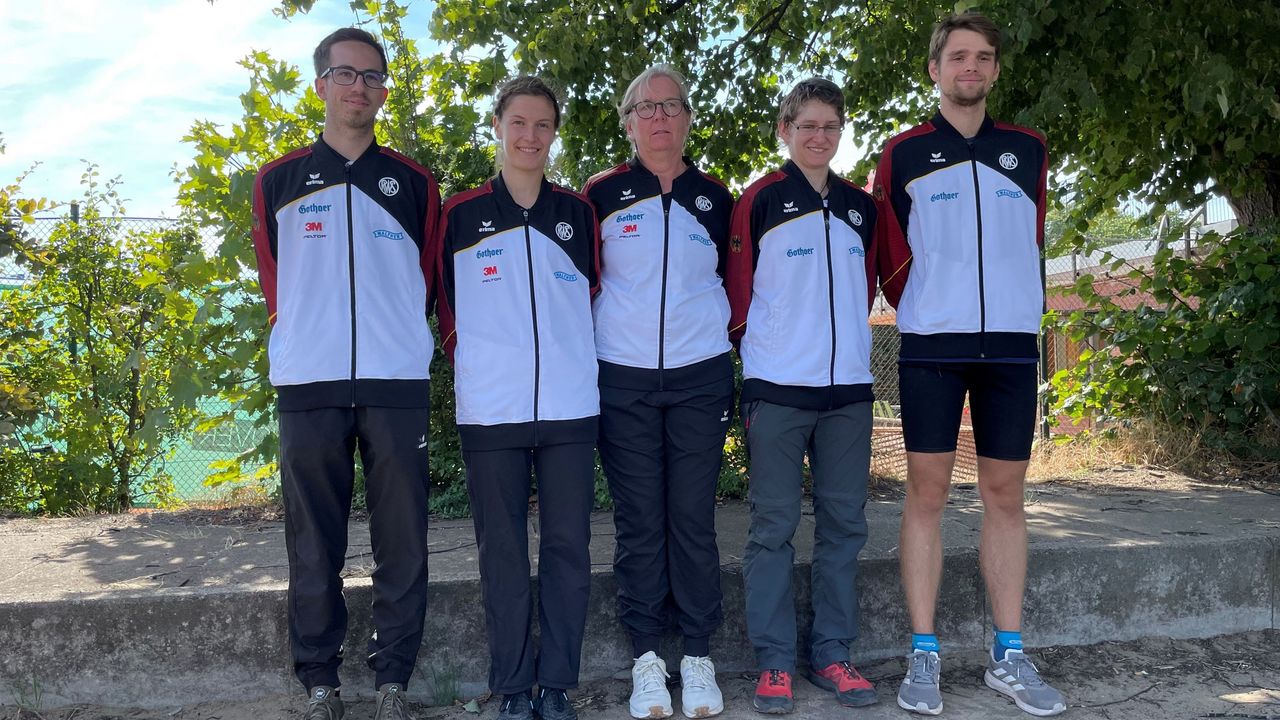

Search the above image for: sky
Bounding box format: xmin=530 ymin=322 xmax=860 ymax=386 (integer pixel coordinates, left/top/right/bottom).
xmin=0 ymin=0 xmax=433 ymax=218
xmin=0 ymin=0 xmax=871 ymax=219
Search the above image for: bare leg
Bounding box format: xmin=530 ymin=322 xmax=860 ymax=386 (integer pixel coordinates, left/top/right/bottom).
xmin=900 ymin=451 xmax=956 ymax=634
xmin=976 ymin=456 xmax=1029 ymax=632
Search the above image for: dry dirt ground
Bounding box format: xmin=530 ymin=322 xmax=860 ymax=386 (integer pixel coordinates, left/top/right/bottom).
xmin=2 ymin=631 xmax=1277 ymax=720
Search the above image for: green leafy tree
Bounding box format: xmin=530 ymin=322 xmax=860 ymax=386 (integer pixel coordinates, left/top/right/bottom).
xmin=0 ymin=170 xmax=219 ymax=513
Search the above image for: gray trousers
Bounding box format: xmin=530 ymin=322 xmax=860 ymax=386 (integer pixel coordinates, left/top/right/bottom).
xmin=742 ymin=400 xmax=872 ymax=673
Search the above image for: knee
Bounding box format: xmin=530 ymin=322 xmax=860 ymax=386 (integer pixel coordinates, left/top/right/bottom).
xmin=905 ymin=480 xmax=950 ymax=516
xmin=748 ymin=503 xmax=801 ymax=552
xmin=979 ymin=481 xmax=1025 ymax=517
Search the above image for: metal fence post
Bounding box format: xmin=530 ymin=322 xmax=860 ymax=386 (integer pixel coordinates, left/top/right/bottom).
xmin=70 ymin=202 xmax=79 ymax=223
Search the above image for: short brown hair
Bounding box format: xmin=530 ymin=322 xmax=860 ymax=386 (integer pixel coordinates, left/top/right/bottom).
xmin=495 ymin=76 xmax=563 ymax=129
xmin=928 ymin=12 xmax=1002 ymax=69
xmin=313 ymin=28 xmax=388 ymax=77
xmin=778 ymin=77 xmax=845 ymax=127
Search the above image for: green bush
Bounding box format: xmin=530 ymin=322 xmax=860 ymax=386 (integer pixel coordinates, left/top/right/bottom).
xmin=1048 ymin=222 xmax=1280 ymax=458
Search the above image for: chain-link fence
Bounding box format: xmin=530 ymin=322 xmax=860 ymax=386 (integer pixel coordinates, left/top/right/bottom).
xmin=2 ymin=213 xmax=270 ymax=505
xmin=2 ymin=209 xmax=1222 ymax=505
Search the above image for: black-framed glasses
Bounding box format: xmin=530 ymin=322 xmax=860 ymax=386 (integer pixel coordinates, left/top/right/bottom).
xmin=626 ymin=98 xmax=687 ymax=119
xmin=787 ymin=121 xmax=844 ymax=137
xmin=321 ymin=65 xmax=389 ymax=89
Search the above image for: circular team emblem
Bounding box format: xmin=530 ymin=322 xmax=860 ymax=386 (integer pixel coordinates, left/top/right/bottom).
xmin=379 ymin=177 xmax=400 ymax=196
xmin=848 ymin=209 xmax=863 ymax=226
xmin=555 ymin=222 xmax=574 ymax=242
xmin=999 ymin=153 xmax=1018 ymax=170
xmin=695 ymin=195 xmax=713 ymax=212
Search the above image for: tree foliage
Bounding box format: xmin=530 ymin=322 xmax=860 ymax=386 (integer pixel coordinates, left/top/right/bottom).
xmin=0 ymin=170 xmax=220 ymax=513
xmin=1047 ymin=222 xmax=1280 ymax=457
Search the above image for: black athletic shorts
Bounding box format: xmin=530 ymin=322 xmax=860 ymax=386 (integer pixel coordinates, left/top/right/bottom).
xmin=898 ymin=360 xmax=1038 ymax=461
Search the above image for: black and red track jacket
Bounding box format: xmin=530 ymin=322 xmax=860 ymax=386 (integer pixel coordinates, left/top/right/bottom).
xmin=583 ymin=157 xmax=735 ymax=390
xmin=252 ymin=137 xmax=440 ymax=411
xmin=873 ymin=112 xmax=1047 ymax=361
xmin=726 ymin=160 xmax=878 ymax=410
xmin=435 ymin=173 xmax=601 ymax=451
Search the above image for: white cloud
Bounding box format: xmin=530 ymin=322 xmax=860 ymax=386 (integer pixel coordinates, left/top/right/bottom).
xmin=0 ymin=0 xmax=375 ymax=216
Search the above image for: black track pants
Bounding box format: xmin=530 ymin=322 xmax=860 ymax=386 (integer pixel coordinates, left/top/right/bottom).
xmin=464 ymin=441 xmax=595 ymax=694
xmin=279 ymin=405 xmax=431 ymax=691
xmin=598 ymin=376 xmax=733 ymax=657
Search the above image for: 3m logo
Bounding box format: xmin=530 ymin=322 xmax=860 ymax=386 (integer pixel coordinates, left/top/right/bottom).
xmin=483 ymin=266 xmax=498 ymax=276
xmin=305 ymin=222 xmax=323 ymax=232
xmin=623 ymin=224 xmax=638 ymax=234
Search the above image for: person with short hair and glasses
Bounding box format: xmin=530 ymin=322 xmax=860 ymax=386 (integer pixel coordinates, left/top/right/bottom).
xmin=251 ymin=26 xmax=439 ymax=720
xmin=726 ymin=76 xmax=880 ymax=715
xmin=582 ymin=64 xmax=735 ymax=719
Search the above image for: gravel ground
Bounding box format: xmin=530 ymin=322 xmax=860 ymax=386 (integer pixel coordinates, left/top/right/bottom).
xmin=3 ymin=630 xmax=1276 ymax=720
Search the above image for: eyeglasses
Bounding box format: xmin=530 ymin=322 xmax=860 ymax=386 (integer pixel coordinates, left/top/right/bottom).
xmin=321 ymin=65 xmax=389 ymax=89
xmin=627 ymin=98 xmax=688 ymax=119
xmin=788 ymin=122 xmax=844 ymax=137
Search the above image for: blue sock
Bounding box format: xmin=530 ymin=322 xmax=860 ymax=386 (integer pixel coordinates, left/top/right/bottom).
xmin=911 ymin=633 xmax=940 ymax=654
xmin=993 ymin=628 xmax=1023 ymax=661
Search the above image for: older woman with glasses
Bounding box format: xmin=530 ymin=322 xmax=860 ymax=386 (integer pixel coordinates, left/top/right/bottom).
xmin=582 ymin=65 xmax=734 ymax=720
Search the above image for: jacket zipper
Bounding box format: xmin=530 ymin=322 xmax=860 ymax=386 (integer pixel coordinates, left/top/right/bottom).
xmin=523 ymin=209 xmax=541 ymax=444
xmin=967 ymin=142 xmax=987 ymax=358
xmin=345 ymin=162 xmax=358 ymax=406
xmin=657 ymin=194 xmax=672 ymax=390
xmin=822 ymin=200 xmax=837 ymax=410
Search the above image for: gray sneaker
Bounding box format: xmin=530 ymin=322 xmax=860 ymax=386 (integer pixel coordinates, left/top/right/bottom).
xmin=373 ymin=683 xmax=413 ymax=720
xmin=303 ymin=686 xmax=344 ymax=720
xmin=984 ymin=650 xmax=1066 ymax=716
xmin=896 ymin=650 xmax=942 ymax=715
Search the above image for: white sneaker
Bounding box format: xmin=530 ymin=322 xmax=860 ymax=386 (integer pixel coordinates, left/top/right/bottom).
xmin=679 ymin=655 xmax=723 ymax=718
xmin=630 ymin=650 xmax=673 ymax=719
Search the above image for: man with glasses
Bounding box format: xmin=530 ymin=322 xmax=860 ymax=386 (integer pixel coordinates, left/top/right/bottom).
xmin=252 ymin=27 xmax=440 ymax=720
xmin=873 ymin=12 xmax=1064 ymax=717
xmin=726 ymin=77 xmax=879 ymax=714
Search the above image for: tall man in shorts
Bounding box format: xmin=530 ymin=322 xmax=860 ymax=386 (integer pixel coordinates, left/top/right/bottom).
xmin=873 ymin=12 xmax=1065 ymax=717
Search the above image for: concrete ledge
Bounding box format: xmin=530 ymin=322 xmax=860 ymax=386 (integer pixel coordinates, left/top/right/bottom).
xmin=1 ymin=483 xmax=1276 ymax=708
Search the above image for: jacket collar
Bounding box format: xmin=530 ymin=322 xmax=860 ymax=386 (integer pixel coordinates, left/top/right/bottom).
xmin=492 ymin=171 xmax=553 ymax=214
xmin=930 ymin=111 xmax=995 ymax=140
xmin=627 ymin=155 xmax=700 ymax=190
xmin=312 ymin=135 xmax=381 ymax=168
xmin=781 ymin=159 xmax=840 ymax=199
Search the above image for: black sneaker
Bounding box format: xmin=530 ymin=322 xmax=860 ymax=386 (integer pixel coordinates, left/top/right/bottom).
xmin=535 ymin=687 xmax=578 ymax=720
xmin=499 ymin=690 xmax=535 ymax=720
xmin=303 ymin=686 xmax=344 ymax=720
xmin=373 ymin=683 xmax=413 ymax=720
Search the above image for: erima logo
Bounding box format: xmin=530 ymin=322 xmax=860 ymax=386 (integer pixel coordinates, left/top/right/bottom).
xmin=849 ymin=245 xmax=866 ymax=257
xmin=620 ymin=188 xmax=636 ymax=200
xmin=999 ymin=152 xmax=1019 ymax=170
xmin=848 ymin=210 xmax=863 ymax=226
xmin=786 ymin=247 xmax=814 ymax=257
xmin=930 ymin=152 xmax=947 ymax=164
xmin=555 ymin=222 xmax=574 ymax=242
xmin=930 ymin=192 xmax=959 ymax=202
xmin=783 ymin=201 xmax=798 ymax=214
xmin=379 ymin=177 xmax=400 ymax=196
xmin=695 ymin=195 xmax=713 ymax=211
xmin=553 ymin=271 xmax=578 ymax=282
xmin=372 ymin=229 xmax=404 ymax=240
xmin=298 ymin=203 xmax=331 ymax=214
xmin=478 ymin=220 xmax=496 ymax=233
xmin=996 ymin=189 xmax=1024 ymax=199
xmin=689 ymin=233 xmax=713 ymax=246
xmin=306 ymin=172 xmax=324 ymax=186
xmin=476 ymin=248 xmax=504 ymax=258
xmin=616 ymin=212 xmax=645 ymax=223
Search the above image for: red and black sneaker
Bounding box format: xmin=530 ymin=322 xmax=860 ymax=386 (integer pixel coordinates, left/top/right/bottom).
xmin=753 ymin=669 xmax=794 ymax=714
xmin=808 ymin=661 xmax=878 ymax=707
